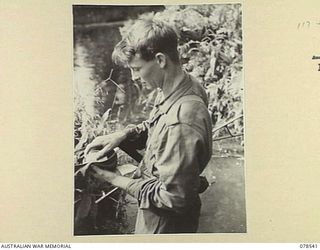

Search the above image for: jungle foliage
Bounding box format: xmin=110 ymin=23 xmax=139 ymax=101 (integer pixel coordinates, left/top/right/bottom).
xmin=74 ymin=4 xmax=243 ymax=235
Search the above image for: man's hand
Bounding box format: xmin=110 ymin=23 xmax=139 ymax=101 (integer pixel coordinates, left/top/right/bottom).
xmin=89 ymin=166 xmax=117 ymax=183
xmin=88 ymin=166 xmax=133 ymax=190
xmin=84 ymin=131 xmax=127 ymax=160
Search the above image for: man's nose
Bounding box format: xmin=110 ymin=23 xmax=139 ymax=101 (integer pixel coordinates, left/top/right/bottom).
xmin=131 ymin=70 xmax=140 ymax=81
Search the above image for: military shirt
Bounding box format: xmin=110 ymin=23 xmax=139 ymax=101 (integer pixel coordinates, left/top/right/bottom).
xmin=125 ymin=73 xmax=212 ymax=234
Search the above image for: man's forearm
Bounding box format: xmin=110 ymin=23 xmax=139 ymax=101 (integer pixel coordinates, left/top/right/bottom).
xmin=101 ymin=171 xmax=133 ymax=190
xmin=110 ymin=175 xmax=133 ymax=190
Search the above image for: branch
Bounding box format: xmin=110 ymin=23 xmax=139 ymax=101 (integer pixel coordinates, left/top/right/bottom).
xmin=109 ymin=79 xmax=125 ymax=93
xmin=102 ymin=69 xmax=126 ymax=93
xmin=95 ymin=187 xmax=119 ymax=204
xmin=212 ymin=133 xmax=244 ymax=142
xmin=212 ymin=115 xmax=243 ymax=134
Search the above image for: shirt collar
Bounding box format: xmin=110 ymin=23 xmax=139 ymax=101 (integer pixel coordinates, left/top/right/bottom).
xmin=155 ymin=72 xmax=192 ymax=115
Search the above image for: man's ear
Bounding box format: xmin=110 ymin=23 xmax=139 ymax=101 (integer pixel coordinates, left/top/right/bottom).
xmin=155 ymin=53 xmax=167 ymax=69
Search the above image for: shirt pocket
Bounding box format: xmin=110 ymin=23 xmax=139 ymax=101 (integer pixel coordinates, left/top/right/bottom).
xmin=149 ymin=118 xmax=168 ymax=151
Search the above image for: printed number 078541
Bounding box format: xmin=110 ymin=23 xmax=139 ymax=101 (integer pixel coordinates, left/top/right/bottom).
xmin=300 ymin=244 xmax=318 ymax=248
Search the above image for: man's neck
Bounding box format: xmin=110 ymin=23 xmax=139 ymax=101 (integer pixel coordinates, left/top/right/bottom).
xmin=161 ymin=64 xmax=185 ymax=98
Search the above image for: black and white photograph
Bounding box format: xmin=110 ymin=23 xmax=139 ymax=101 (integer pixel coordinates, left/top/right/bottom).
xmin=73 ymin=4 xmax=245 ymax=235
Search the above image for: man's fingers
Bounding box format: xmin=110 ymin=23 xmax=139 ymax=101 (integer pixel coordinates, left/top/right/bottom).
xmin=87 ymin=165 xmax=100 ymax=174
xmin=89 ymin=170 xmax=104 ymax=182
xmin=89 ymin=166 xmax=108 ymax=182
xmin=84 ymin=142 xmax=94 ymax=156
xmin=90 ymin=170 xmax=100 ymax=178
xmin=84 ymin=138 xmax=102 ymax=156
xmin=92 ymin=166 xmax=102 ymax=174
xmin=96 ymin=146 xmax=111 ymax=160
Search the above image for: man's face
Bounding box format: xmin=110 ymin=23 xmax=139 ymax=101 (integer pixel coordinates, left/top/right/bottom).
xmin=128 ymin=54 xmax=162 ymax=90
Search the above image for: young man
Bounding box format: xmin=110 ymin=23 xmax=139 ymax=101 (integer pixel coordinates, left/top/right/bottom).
xmin=85 ymin=18 xmax=212 ymax=234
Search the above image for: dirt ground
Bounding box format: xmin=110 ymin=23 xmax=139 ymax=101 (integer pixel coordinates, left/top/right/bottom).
xmin=123 ymin=154 xmax=246 ymax=234
xmin=199 ymin=156 xmax=246 ymax=233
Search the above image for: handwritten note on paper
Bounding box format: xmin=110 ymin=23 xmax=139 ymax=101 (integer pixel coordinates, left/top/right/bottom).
xmin=296 ymin=20 xmax=320 ymax=30
xmin=296 ymin=20 xmax=320 ymax=71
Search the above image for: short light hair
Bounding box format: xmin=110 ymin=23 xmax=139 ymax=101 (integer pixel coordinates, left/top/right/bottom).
xmin=112 ymin=18 xmax=180 ymax=66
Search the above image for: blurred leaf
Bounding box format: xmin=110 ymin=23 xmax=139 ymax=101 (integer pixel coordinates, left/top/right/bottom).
xmin=75 ymin=192 xmax=92 ymax=221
